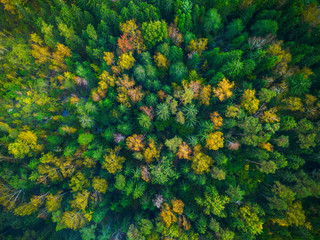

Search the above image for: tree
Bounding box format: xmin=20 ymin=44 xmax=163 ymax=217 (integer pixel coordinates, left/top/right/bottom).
xmin=143 ymin=138 xmax=161 ymax=163
xmin=92 ymin=177 xmax=108 ymax=194
xmin=118 ymin=52 xmax=135 ymax=71
xmin=46 ymin=193 xmax=63 ymax=212
xmin=211 ymin=167 xmax=226 ymax=180
xmin=235 ymin=204 xmax=264 ymax=236
xmin=206 ymin=132 xmax=224 ymax=151
xmin=160 ymin=203 xmax=177 ymax=227
xmin=251 ymin=20 xmax=278 ymax=37
xmin=281 ymin=97 xmax=305 ymax=112
xmin=176 ymin=142 xmax=192 ymax=160
xmin=204 ymin=8 xmax=222 ymax=33
xmin=226 ymin=185 xmax=245 ymax=203
xmin=302 ymin=3 xmax=320 ymax=27
xmin=225 ymin=105 xmax=240 ymax=118
xmin=195 ymin=186 xmax=230 ymax=217
xmin=267 ymin=42 xmax=291 ymax=75
xmin=138 ymin=113 xmax=152 ymax=130
xmin=199 ymin=84 xmax=212 ymax=106
xmin=153 ymin=52 xmax=169 ymax=69
xmin=78 ymin=133 xmax=94 ymax=146
xmin=14 ymin=195 xmax=45 ymax=216
xmin=191 ymin=150 xmax=213 ymax=174
xmin=80 ymin=224 xmax=97 ymax=240
xmin=170 ymin=62 xmax=188 ymax=82
xmin=70 ymin=190 xmax=89 ymax=212
xmin=61 ymin=211 xmax=87 ymax=230
xmin=165 ymin=136 xmax=183 ymax=153
xmin=69 ymin=172 xmax=90 ymax=192
xmin=210 ymin=112 xmax=223 ymax=129
xmin=127 ymin=134 xmax=145 ymax=152
xmin=8 ymin=131 xmax=42 ymax=159
xmin=187 ymin=38 xmax=208 ymax=56
xmin=241 ymin=89 xmax=260 ymax=115
xmin=150 ymin=157 xmax=177 ymax=185
xmin=103 ymin=52 xmax=114 ymax=65
xmin=258 ymin=88 xmax=277 ymax=103
xmin=272 ymin=201 xmax=311 ymax=229
xmin=142 ymin=20 xmax=168 ymax=48
xmin=156 ymin=103 xmax=171 ymax=121
xmin=288 ymin=74 xmax=311 ymax=96
xmin=261 ymin=108 xmax=280 ymax=123
xmin=118 ymin=33 xmax=134 ymax=53
xmin=257 ymin=160 xmax=277 ymax=174
xmin=102 ymin=147 xmax=126 ymax=174
xmin=139 ymin=219 xmax=153 ymax=236
xmin=171 ymin=199 xmax=184 ymax=215
xmin=298 ymin=133 xmax=316 ymax=149
xmin=212 ymin=78 xmax=234 ymax=102
xmin=225 ymin=19 xmax=244 ymax=39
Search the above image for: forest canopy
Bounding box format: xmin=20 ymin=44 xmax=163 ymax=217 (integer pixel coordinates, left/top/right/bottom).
xmin=0 ymin=0 xmax=320 ymax=239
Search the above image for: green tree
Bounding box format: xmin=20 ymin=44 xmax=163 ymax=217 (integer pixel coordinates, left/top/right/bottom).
xmin=225 ymin=19 xmax=244 ymax=39
xmin=195 ymin=186 xmax=230 ymax=217
xmin=250 ymin=20 xmax=278 ymax=36
xmin=170 ymin=62 xmax=188 ymax=82
xmin=142 ymin=20 xmax=168 ymax=48
xmin=204 ymin=8 xmax=222 ymax=33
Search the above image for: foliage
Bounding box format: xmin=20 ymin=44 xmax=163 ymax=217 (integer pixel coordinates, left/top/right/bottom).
xmin=0 ymin=1 xmax=320 ymax=239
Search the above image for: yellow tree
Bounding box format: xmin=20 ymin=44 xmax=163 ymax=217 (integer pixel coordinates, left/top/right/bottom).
xmin=160 ymin=203 xmax=177 ymax=227
xmin=30 ymin=33 xmax=51 ymax=65
xmin=261 ymin=108 xmax=280 ymax=123
xmin=143 ymin=138 xmax=161 ymax=163
xmin=302 ymin=3 xmax=320 ymax=28
xmin=206 ymin=132 xmax=224 ymax=151
xmin=191 ymin=147 xmax=213 ymax=174
xmin=50 ymin=43 xmax=71 ymax=72
xmin=127 ymin=134 xmax=145 ymax=152
xmin=102 ymin=147 xmax=126 ymax=174
xmin=213 ymin=78 xmax=235 ymax=101
xmin=176 ymin=142 xmax=192 ymax=160
xmin=92 ymin=177 xmax=108 ymax=194
xmin=272 ymin=201 xmax=311 ymax=229
xmin=46 ymin=193 xmax=63 ymax=212
xmin=187 ymin=38 xmax=208 ymax=56
xmin=8 ymin=130 xmax=42 ymax=159
xmin=14 ymin=194 xmax=46 ymax=216
xmin=70 ymin=190 xmax=90 ymax=212
xmin=117 ymin=87 xmax=131 ymax=107
xmin=225 ymin=105 xmax=241 ymax=118
xmin=0 ymin=183 xmax=22 ymax=210
xmin=0 ymin=0 xmax=27 ymax=15
xmin=267 ymin=41 xmax=291 ymax=76
xmin=210 ymin=111 xmax=223 ymax=129
xmin=118 ymin=52 xmax=135 ymax=71
xmin=241 ymin=89 xmax=260 ymax=115
xmin=259 ymin=142 xmax=274 ymax=152
xmin=154 ymin=52 xmax=169 ymax=69
xmin=61 ymin=211 xmax=87 ymax=230
xmin=171 ymin=199 xmax=184 ymax=215
xmin=237 ymin=204 xmax=264 ymax=235
xmin=69 ymin=172 xmax=90 ymax=192
xmin=281 ymin=97 xmax=305 ymax=112
xmin=103 ymin=52 xmax=114 ymax=65
xmin=199 ymin=84 xmax=212 ymax=106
